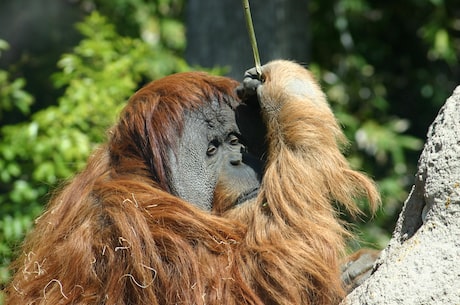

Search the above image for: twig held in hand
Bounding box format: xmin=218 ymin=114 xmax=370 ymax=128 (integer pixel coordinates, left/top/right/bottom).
xmin=242 ymin=0 xmax=262 ymax=78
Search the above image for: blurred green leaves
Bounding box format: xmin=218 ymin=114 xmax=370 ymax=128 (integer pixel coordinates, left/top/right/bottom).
xmin=308 ymin=0 xmax=460 ymax=247
xmin=0 ymin=41 xmax=34 ymax=121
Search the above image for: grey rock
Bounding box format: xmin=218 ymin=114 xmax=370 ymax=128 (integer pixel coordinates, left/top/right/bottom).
xmin=344 ymin=86 xmax=460 ymax=304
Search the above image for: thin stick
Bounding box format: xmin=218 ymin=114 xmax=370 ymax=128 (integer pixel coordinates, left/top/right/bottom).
xmin=242 ymin=0 xmax=262 ymax=78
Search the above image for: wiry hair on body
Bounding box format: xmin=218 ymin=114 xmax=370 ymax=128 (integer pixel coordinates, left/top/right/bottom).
xmin=226 ymin=60 xmax=380 ymax=304
xmin=5 ymin=61 xmax=379 ymax=305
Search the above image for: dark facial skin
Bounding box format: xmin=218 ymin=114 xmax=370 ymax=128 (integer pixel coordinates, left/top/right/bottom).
xmin=168 ymin=99 xmax=262 ymax=211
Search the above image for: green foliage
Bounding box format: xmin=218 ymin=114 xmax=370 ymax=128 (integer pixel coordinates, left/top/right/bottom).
xmin=310 ymin=0 xmax=459 ymax=247
xmin=0 ymin=7 xmax=189 ymax=292
xmin=0 ymin=39 xmax=36 ymax=288
xmin=0 ymin=40 xmax=34 ymax=121
xmin=92 ymin=0 xmax=185 ymax=50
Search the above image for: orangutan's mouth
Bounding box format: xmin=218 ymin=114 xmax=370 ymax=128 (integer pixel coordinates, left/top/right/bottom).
xmin=235 ymin=187 xmax=259 ymax=206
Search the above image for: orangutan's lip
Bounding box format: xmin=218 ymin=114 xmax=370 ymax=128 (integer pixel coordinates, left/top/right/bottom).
xmin=235 ymin=187 xmax=259 ymax=206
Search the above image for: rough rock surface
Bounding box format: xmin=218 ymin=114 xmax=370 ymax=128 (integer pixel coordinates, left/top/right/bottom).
xmin=344 ymin=86 xmax=460 ymax=305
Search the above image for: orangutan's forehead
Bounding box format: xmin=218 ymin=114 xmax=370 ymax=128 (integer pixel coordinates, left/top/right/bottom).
xmin=187 ymin=101 xmax=236 ymax=129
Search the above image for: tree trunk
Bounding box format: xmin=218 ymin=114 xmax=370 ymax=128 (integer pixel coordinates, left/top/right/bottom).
xmin=185 ymin=0 xmax=310 ymax=80
xmin=344 ymin=86 xmax=460 ymax=304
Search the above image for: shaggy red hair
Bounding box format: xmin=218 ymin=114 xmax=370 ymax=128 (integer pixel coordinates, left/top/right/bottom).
xmin=5 ymin=64 xmax=379 ymax=305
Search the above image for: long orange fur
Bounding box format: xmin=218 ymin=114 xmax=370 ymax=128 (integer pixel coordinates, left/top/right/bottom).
xmin=5 ymin=60 xmax=379 ymax=305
